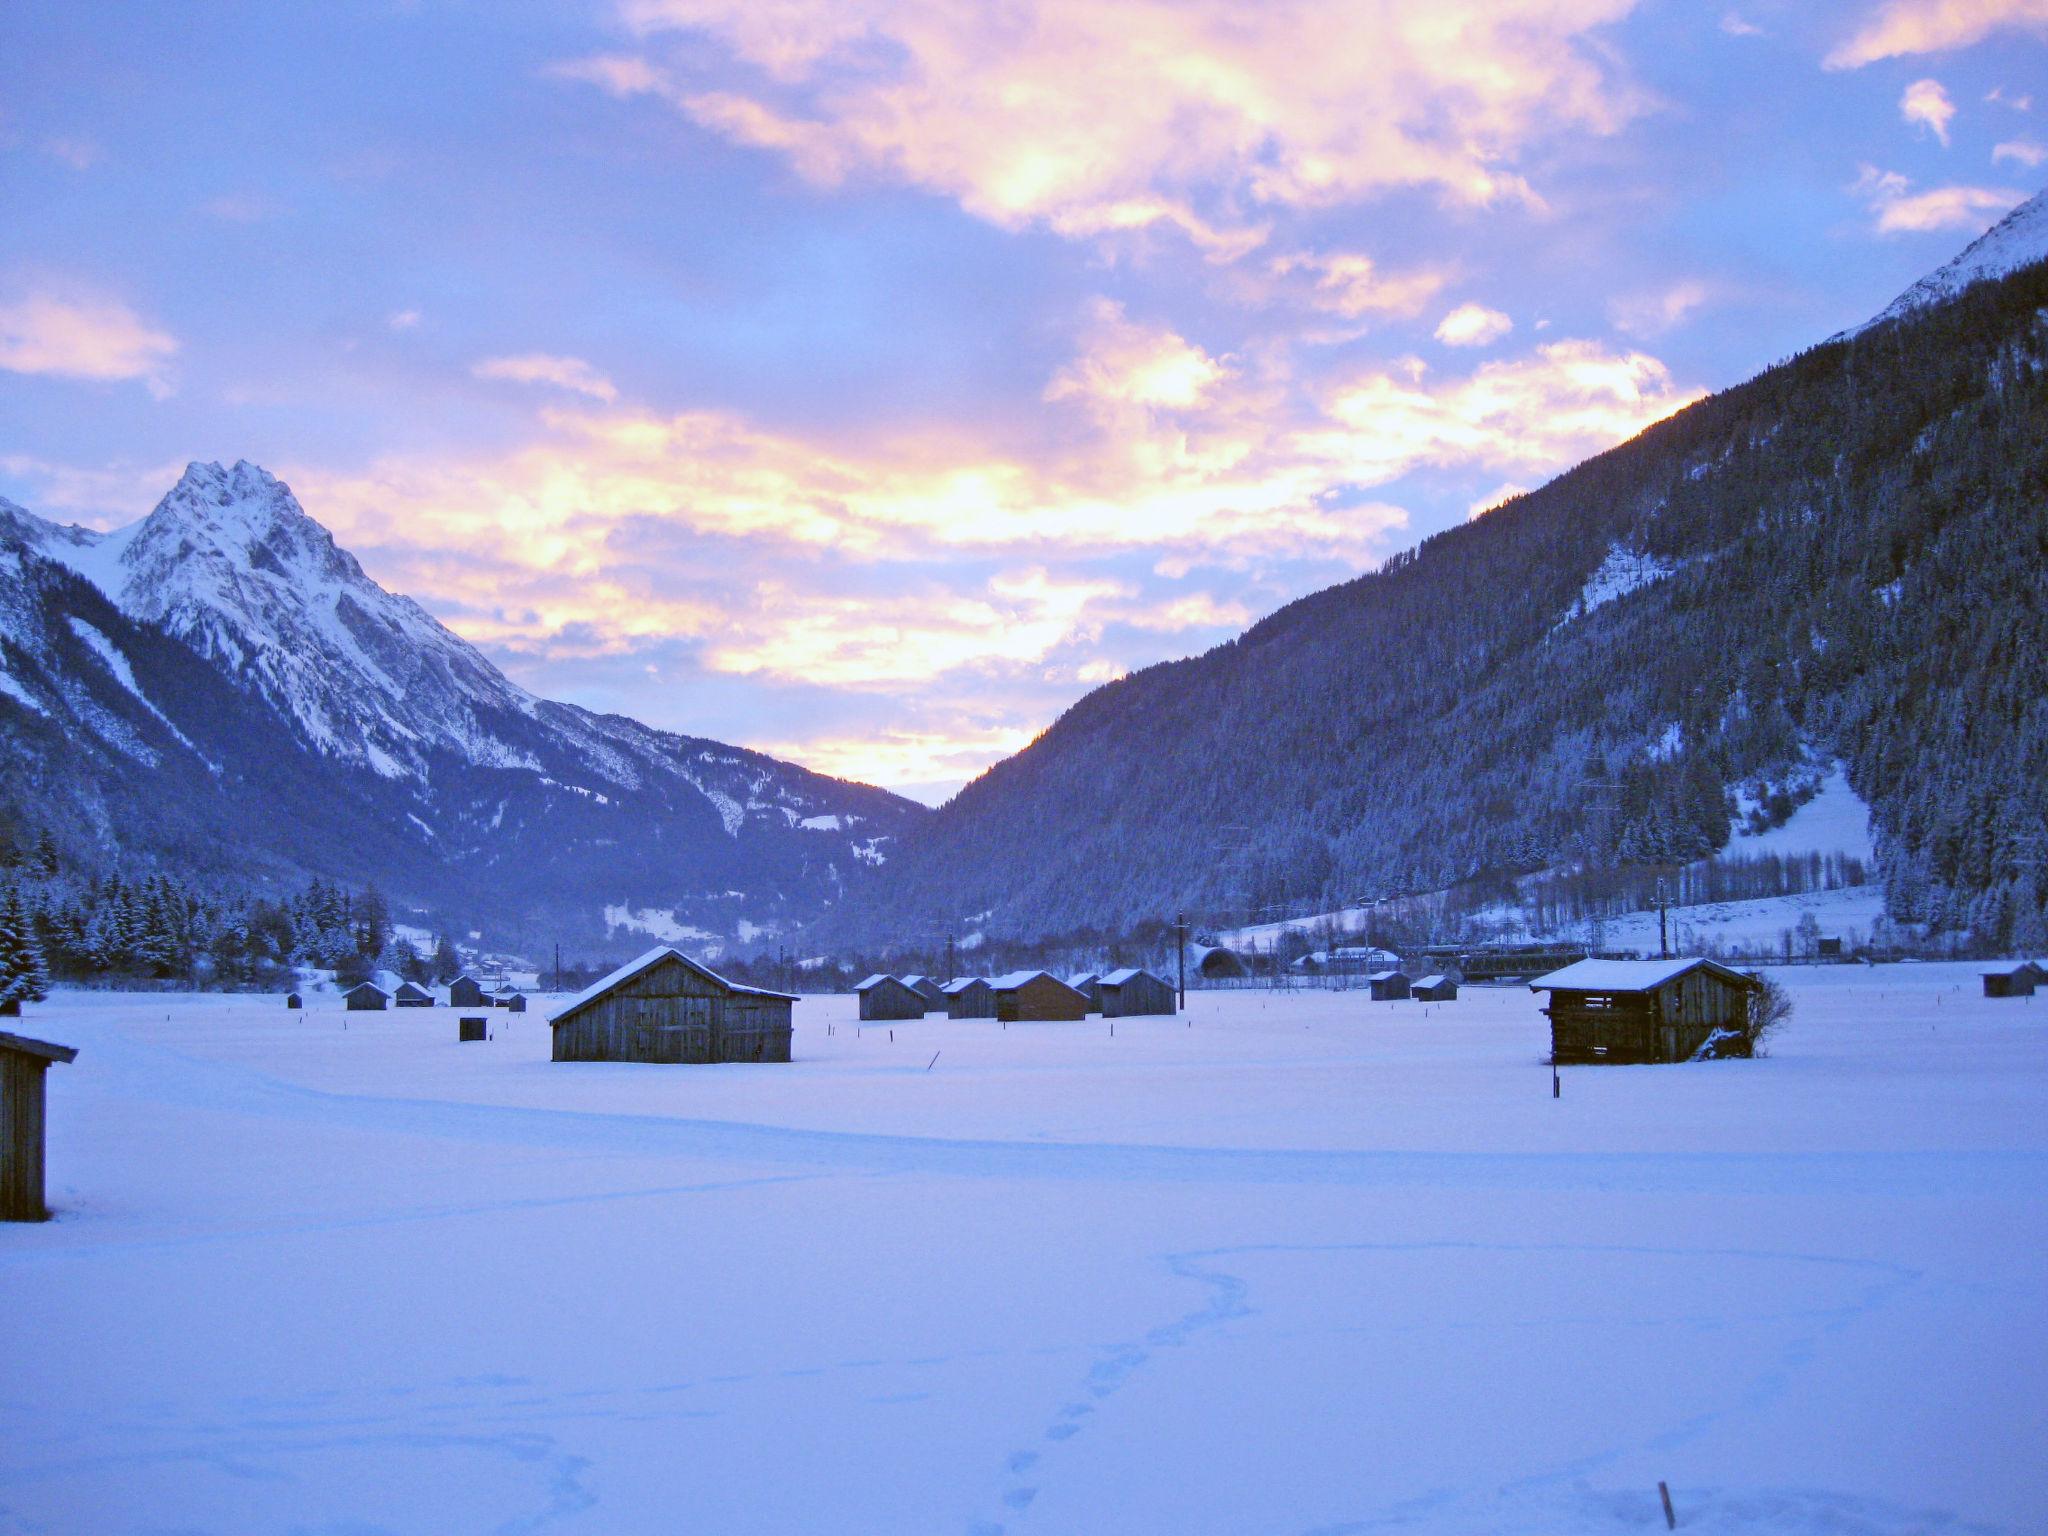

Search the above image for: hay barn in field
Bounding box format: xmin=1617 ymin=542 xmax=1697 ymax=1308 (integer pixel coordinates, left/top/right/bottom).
xmin=900 ymin=974 xmax=944 ymax=1011
xmin=1411 ymin=975 xmax=1458 ymax=1002
xmin=1098 ymin=968 xmax=1175 ymax=1017
xmin=549 ymin=947 xmax=795 ymax=1064
xmin=394 ymin=981 xmax=433 ymax=1008
xmin=1 ymin=1031 xmax=78 ymax=1222
xmin=1531 ymin=957 xmax=1760 ymax=1065
xmin=991 ymin=970 xmax=1089 ymax=1022
xmin=856 ymin=974 xmax=927 ymax=1021
xmin=1367 ymin=970 xmax=1412 ymax=1001
xmin=1066 ymin=972 xmax=1102 ymax=1011
xmin=447 ymin=975 xmax=485 ymax=1009
xmin=1983 ymin=963 xmax=2037 ymax=999
xmin=941 ymin=976 xmax=994 ymax=1019
xmin=344 ymin=981 xmax=388 ymax=1011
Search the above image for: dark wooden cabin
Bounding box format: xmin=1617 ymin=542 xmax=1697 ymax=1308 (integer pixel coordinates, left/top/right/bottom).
xmin=549 ymin=947 xmax=795 ymax=1064
xmin=1531 ymin=958 xmax=1760 ymax=1065
xmin=1367 ymin=970 xmax=1412 ymax=1001
xmin=992 ymin=970 xmax=1089 ymax=1022
xmin=900 ymin=974 xmax=945 ymax=1012
xmin=942 ymin=976 xmax=995 ymax=1019
xmin=447 ymin=975 xmax=486 ymax=1009
xmin=503 ymin=993 xmax=527 ymax=1014
xmin=394 ymin=981 xmax=433 ymax=1008
xmin=1411 ymin=975 xmax=1458 ymax=1002
xmin=1 ymin=1030 xmax=78 ymax=1221
xmin=285 ymin=992 xmax=303 ymax=1009
xmin=1982 ymin=963 xmax=2037 ymax=999
xmin=459 ymin=1016 xmax=488 ymax=1042
xmin=856 ymin=974 xmax=927 ymax=1021
xmin=344 ymin=981 xmax=388 ymax=1011
xmin=1098 ymin=968 xmax=1175 ymax=1017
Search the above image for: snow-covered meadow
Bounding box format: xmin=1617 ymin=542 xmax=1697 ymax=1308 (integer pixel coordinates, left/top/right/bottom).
xmin=3 ymin=967 xmax=2045 ymax=1535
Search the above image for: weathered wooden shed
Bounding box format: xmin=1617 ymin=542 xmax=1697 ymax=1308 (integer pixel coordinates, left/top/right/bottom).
xmin=285 ymin=991 xmax=303 ymax=1009
xmin=459 ymin=1015 xmax=488 ymax=1042
xmin=490 ymin=986 xmax=524 ymax=1009
xmin=1531 ymin=957 xmax=1760 ymax=1065
xmin=1982 ymin=963 xmax=2037 ymax=999
xmin=448 ymin=975 xmax=486 ymax=1009
xmin=1 ymin=1030 xmax=78 ymax=1221
xmin=503 ymin=993 xmax=527 ymax=1014
xmin=1367 ymin=970 xmax=1412 ymax=1001
xmin=1098 ymin=968 xmax=1175 ymax=1017
xmin=1066 ymin=972 xmax=1103 ymax=1010
xmin=344 ymin=981 xmax=388 ymax=1011
xmin=899 ymin=974 xmax=945 ymax=1012
xmin=941 ymin=976 xmax=995 ymax=1019
xmin=394 ymin=981 xmax=433 ymax=1008
xmin=856 ymin=974 xmax=927 ymax=1021
xmin=549 ymin=947 xmax=795 ymax=1064
xmin=1411 ymin=975 xmax=1458 ymax=1002
xmin=991 ymin=970 xmax=1089 ymax=1023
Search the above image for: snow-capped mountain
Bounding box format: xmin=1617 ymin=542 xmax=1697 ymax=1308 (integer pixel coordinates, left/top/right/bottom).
xmin=0 ymin=463 xmax=925 ymax=953
xmin=1852 ymin=183 xmax=2048 ymax=335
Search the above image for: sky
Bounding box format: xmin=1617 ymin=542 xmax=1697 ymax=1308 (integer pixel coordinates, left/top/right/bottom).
xmin=3 ymin=1 xmax=2046 ymax=803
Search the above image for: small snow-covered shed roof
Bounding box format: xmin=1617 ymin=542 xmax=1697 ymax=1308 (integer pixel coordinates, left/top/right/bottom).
xmin=854 ymin=974 xmax=894 ymax=992
xmin=1529 ymin=957 xmax=1755 ymax=993
xmin=549 ymin=946 xmax=795 ymax=1026
xmin=940 ymin=977 xmax=987 ymax=995
xmin=344 ymin=979 xmax=389 ymax=998
xmin=1099 ymin=967 xmax=1150 ymax=986
xmin=1366 ymin=969 xmax=1407 ymax=983
xmin=1983 ymin=962 xmax=2037 ymax=978
xmin=990 ymin=969 xmax=1056 ymax=990
xmin=899 ymin=973 xmax=931 ymax=989
xmin=1413 ymin=975 xmax=1449 ymax=990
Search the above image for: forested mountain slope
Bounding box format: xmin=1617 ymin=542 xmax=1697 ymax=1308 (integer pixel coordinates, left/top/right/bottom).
xmin=839 ymin=240 xmax=2048 ymax=950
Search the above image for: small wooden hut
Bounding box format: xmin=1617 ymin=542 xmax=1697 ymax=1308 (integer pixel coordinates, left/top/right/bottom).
xmin=856 ymin=974 xmax=927 ymax=1021
xmin=941 ymin=976 xmax=995 ymax=1019
xmin=549 ymin=947 xmax=795 ymax=1064
xmin=344 ymin=981 xmax=388 ymax=1011
xmin=1 ymin=1031 xmax=78 ymax=1222
xmin=503 ymin=993 xmax=527 ymax=1014
xmin=447 ymin=975 xmax=486 ymax=1009
xmin=1411 ymin=975 xmax=1458 ymax=1002
xmin=1367 ymin=970 xmax=1412 ymax=1001
xmin=394 ymin=981 xmax=433 ymax=1008
xmin=1531 ymin=957 xmax=1760 ymax=1065
xmin=459 ymin=1016 xmax=488 ymax=1042
xmin=490 ymin=986 xmax=524 ymax=1009
xmin=285 ymin=992 xmax=303 ymax=1009
xmin=991 ymin=970 xmax=1089 ymax=1023
xmin=1982 ymin=963 xmax=2037 ymax=999
xmin=899 ymin=974 xmax=945 ymax=1012
xmin=1098 ymin=968 xmax=1175 ymax=1017
xmin=1066 ymin=972 xmax=1103 ymax=1011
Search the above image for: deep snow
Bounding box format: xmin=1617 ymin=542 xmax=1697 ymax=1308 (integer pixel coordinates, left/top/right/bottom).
xmin=2 ymin=967 xmax=2044 ymax=1535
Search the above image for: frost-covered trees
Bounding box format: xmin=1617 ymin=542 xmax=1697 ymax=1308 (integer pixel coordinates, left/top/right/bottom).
xmin=0 ymin=887 xmax=50 ymax=1016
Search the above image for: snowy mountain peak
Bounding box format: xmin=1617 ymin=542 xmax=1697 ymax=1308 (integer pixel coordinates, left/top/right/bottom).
xmin=1854 ymin=183 xmax=2048 ymax=336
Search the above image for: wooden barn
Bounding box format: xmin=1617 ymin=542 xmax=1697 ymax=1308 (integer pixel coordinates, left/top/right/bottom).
xmin=285 ymin=992 xmax=302 ymax=1009
xmin=856 ymin=974 xmax=927 ymax=1021
xmin=490 ymin=986 xmax=524 ymax=1009
xmin=1367 ymin=970 xmax=1412 ymax=1001
xmin=344 ymin=981 xmax=388 ymax=1011
xmin=1 ymin=1030 xmax=78 ymax=1222
xmin=1531 ymin=957 xmax=1760 ymax=1065
xmin=991 ymin=970 xmax=1089 ymax=1023
xmin=1982 ymin=963 xmax=2037 ymax=999
xmin=1411 ymin=975 xmax=1458 ymax=1002
xmin=1098 ymin=968 xmax=1175 ymax=1017
xmin=1066 ymin=972 xmax=1102 ymax=1011
xmin=394 ymin=981 xmax=433 ymax=1008
xmin=899 ymin=974 xmax=945 ymax=1012
xmin=447 ymin=975 xmax=486 ymax=1009
xmin=941 ymin=976 xmax=995 ymax=1019
xmin=549 ymin=947 xmax=796 ymax=1064
xmin=503 ymin=993 xmax=527 ymax=1014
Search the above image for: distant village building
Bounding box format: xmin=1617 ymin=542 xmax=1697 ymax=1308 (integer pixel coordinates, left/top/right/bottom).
xmin=1411 ymin=975 xmax=1458 ymax=1002
xmin=856 ymin=974 xmax=927 ymax=1021
xmin=1367 ymin=970 xmax=1412 ymax=1001
xmin=1816 ymin=937 xmax=1844 ymax=958
xmin=344 ymin=981 xmax=388 ymax=1011
xmin=941 ymin=976 xmax=995 ymax=1019
xmin=503 ymin=993 xmax=527 ymax=1014
xmin=394 ymin=981 xmax=433 ymax=1008
xmin=490 ymin=985 xmax=524 ymax=1009
xmin=0 ymin=1030 xmax=78 ymax=1221
xmin=900 ymin=974 xmax=945 ymax=1012
xmin=1293 ymin=946 xmax=1402 ymax=977
xmin=1531 ymin=957 xmax=1761 ymax=1065
xmin=447 ymin=975 xmax=486 ymax=1009
xmin=1098 ymin=968 xmax=1175 ymax=1017
xmin=549 ymin=947 xmax=796 ymax=1063
xmin=991 ymin=970 xmax=1089 ymax=1022
xmin=1982 ymin=963 xmax=2038 ymax=999
xmin=1066 ymin=972 xmax=1102 ymax=1011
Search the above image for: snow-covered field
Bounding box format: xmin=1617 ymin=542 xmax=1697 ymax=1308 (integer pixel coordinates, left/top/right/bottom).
xmin=4 ymin=968 xmax=2045 ymax=1535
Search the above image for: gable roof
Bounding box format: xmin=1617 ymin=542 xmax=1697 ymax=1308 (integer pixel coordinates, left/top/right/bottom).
xmin=854 ymin=973 xmax=901 ymax=992
xmin=1367 ymin=970 xmax=1408 ymax=982
xmin=548 ymin=945 xmax=797 ymax=1026
xmin=1099 ymin=967 xmax=1157 ymax=987
xmin=394 ymin=980 xmax=431 ymax=998
xmin=990 ymin=969 xmax=1082 ymax=993
xmin=344 ymin=979 xmax=388 ymax=998
xmin=0 ymin=1030 xmax=78 ymax=1065
xmin=1984 ymin=962 xmax=2038 ymax=978
xmin=1529 ymin=957 xmax=1758 ymax=993
xmin=1413 ymin=975 xmax=1450 ymax=989
xmin=940 ymin=976 xmax=988 ymax=994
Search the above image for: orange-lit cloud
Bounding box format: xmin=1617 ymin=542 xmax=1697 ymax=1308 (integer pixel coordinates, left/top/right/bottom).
xmin=566 ymin=0 xmax=1645 ymax=257
xmin=0 ymin=289 xmax=177 ymax=396
xmin=1828 ymin=0 xmax=2048 ymax=68
xmin=473 ymin=353 xmax=620 ymax=402
xmin=1268 ymin=252 xmax=1449 ymax=319
xmin=1901 ymin=78 xmax=1958 ymax=144
xmin=1434 ymin=303 xmax=1514 ymax=347
xmin=1852 ymin=164 xmax=2026 ymax=231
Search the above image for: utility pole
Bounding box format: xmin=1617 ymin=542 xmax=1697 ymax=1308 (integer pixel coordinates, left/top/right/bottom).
xmin=1175 ymin=908 xmax=1187 ymax=1009
xmin=946 ymin=931 xmax=956 ymax=982
xmin=1656 ymin=877 xmax=1669 ymax=960
xmin=553 ymin=941 xmax=561 ymax=993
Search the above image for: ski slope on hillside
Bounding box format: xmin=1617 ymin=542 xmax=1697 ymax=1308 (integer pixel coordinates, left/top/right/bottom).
xmin=3 ymin=971 xmax=2044 ymax=1534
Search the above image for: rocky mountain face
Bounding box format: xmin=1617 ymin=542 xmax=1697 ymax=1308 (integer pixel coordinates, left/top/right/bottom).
xmin=828 ymin=216 xmax=2048 ymax=951
xmin=0 ymin=462 xmax=925 ymax=955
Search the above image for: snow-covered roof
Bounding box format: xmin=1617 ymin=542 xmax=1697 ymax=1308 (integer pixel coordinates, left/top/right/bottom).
xmin=1529 ymin=957 xmax=1756 ymax=993
xmin=1413 ymin=975 xmax=1450 ymax=989
xmin=991 ymin=969 xmax=1074 ymax=991
xmin=1099 ymin=967 xmax=1162 ymax=987
xmin=1067 ymin=971 xmax=1098 ymax=987
xmin=1367 ymin=970 xmax=1407 ymax=982
xmin=1983 ymin=962 xmax=2037 ymax=978
xmin=854 ymin=974 xmax=896 ymax=992
xmin=549 ymin=945 xmax=796 ymax=1025
xmin=900 ymin=973 xmax=931 ymax=989
xmin=940 ymin=976 xmax=987 ymax=994
xmin=345 ymin=979 xmax=387 ymax=997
